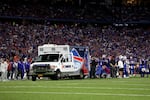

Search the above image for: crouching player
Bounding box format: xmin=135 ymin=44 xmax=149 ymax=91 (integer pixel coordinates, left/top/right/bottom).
xmin=95 ymin=64 xmax=110 ymax=78
xmin=101 ymin=64 xmax=110 ymax=78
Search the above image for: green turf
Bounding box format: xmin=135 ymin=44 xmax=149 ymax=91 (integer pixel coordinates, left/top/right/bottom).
xmin=0 ymin=77 xmax=150 ymax=100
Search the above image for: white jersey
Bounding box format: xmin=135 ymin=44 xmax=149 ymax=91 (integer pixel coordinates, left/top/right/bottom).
xmin=0 ymin=61 xmax=8 ymax=72
xmin=118 ymin=60 xmax=124 ymax=69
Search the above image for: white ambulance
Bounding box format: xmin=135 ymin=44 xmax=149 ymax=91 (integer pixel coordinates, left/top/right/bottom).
xmin=29 ymin=44 xmax=90 ymax=81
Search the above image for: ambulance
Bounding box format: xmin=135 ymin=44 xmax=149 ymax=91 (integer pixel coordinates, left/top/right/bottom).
xmin=29 ymin=44 xmax=90 ymax=81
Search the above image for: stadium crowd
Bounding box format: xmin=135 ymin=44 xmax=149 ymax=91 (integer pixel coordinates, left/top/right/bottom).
xmin=0 ymin=1 xmax=111 ymax=22
xmin=0 ymin=0 xmax=150 ymax=81
xmin=112 ymin=5 xmax=150 ymax=22
xmin=0 ymin=0 xmax=150 ymax=23
xmin=0 ymin=22 xmax=149 ymax=81
xmin=0 ymin=22 xmax=149 ymax=60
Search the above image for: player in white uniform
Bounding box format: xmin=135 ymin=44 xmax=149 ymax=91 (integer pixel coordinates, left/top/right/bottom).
xmin=0 ymin=58 xmax=8 ymax=81
xmin=118 ymin=55 xmax=124 ymax=78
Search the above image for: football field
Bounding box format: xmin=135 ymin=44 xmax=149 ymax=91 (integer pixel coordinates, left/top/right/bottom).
xmin=0 ymin=77 xmax=150 ymax=100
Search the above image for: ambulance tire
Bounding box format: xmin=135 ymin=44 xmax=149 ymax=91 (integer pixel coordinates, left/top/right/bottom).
xmin=51 ymin=70 xmax=61 ymax=80
xmin=50 ymin=76 xmax=55 ymax=80
xmin=56 ymin=70 xmax=62 ymax=80
xmin=78 ymin=70 xmax=84 ymax=79
xmin=69 ymin=76 xmax=74 ymax=79
xmin=32 ymin=76 xmax=36 ymax=81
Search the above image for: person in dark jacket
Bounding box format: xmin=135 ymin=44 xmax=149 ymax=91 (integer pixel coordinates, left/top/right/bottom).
xmin=90 ymin=57 xmax=98 ymax=78
xmin=109 ymin=56 xmax=117 ymax=78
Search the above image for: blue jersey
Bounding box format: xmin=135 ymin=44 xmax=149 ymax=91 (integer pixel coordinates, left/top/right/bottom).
xmin=24 ymin=62 xmax=30 ymax=72
xmin=18 ymin=61 xmax=24 ymax=73
xmin=95 ymin=65 xmax=103 ymax=75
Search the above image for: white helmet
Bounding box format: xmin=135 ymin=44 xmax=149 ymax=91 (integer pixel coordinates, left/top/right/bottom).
xmin=123 ymin=55 xmax=127 ymax=60
xmin=119 ymin=55 xmax=123 ymax=60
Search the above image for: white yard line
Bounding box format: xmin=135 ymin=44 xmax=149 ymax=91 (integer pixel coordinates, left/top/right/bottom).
xmin=55 ymin=83 xmax=150 ymax=87
xmin=0 ymin=85 xmax=150 ymax=91
xmin=0 ymin=91 xmax=150 ymax=97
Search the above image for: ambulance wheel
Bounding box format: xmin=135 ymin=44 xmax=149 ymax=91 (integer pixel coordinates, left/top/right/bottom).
xmin=32 ymin=76 xmax=36 ymax=81
xmin=55 ymin=70 xmax=61 ymax=80
xmin=69 ymin=76 xmax=74 ymax=79
xmin=78 ymin=70 xmax=84 ymax=79
xmin=51 ymin=70 xmax=61 ymax=80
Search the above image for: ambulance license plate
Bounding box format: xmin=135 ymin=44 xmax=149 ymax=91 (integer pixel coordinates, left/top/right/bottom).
xmin=38 ymin=74 xmax=43 ymax=77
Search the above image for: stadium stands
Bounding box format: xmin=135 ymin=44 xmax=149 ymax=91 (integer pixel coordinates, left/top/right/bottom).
xmin=0 ymin=0 xmax=150 ymax=62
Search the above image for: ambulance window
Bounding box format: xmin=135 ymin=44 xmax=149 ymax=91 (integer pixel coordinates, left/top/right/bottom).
xmin=63 ymin=47 xmax=67 ymax=51
xmin=68 ymin=54 xmax=72 ymax=62
xmin=61 ymin=58 xmax=65 ymax=62
xmin=51 ymin=48 xmax=55 ymax=51
xmin=38 ymin=54 xmax=59 ymax=62
xmin=40 ymin=48 xmax=43 ymax=51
